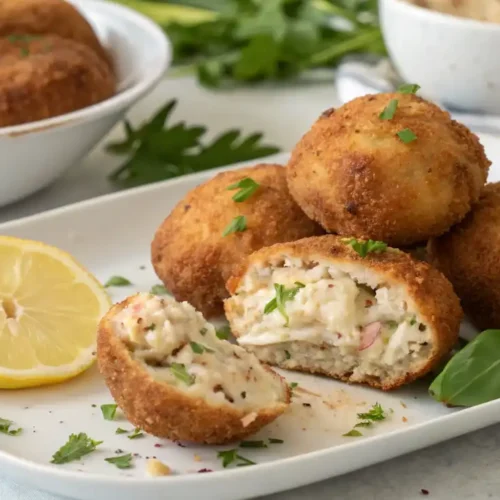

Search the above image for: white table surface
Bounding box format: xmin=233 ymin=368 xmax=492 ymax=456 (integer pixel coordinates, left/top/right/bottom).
xmin=1 ymin=76 xmax=499 ymax=500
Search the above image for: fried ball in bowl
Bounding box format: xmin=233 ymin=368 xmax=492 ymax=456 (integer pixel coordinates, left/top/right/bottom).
xmin=0 ymin=0 xmax=110 ymax=66
xmin=97 ymin=293 xmax=290 ymax=444
xmin=428 ymin=182 xmax=500 ymax=330
xmin=225 ymin=235 xmax=462 ymax=390
xmin=287 ymin=93 xmax=490 ymax=246
xmin=0 ymin=35 xmax=115 ymax=127
xmin=151 ymin=163 xmax=323 ymax=318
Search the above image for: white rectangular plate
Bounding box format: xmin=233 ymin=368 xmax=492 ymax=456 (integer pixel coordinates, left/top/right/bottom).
xmin=1 ymin=147 xmax=500 ymax=500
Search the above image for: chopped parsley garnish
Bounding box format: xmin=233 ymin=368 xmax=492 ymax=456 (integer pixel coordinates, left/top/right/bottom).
xmin=386 ymin=320 xmax=399 ymax=330
xmin=115 ymin=428 xmax=129 ymax=435
xmin=269 ymin=438 xmax=284 ymax=444
xmin=216 ymin=326 xmax=231 ymax=340
xmin=343 ymin=403 xmax=387 ymax=437
xmin=170 ymin=362 xmax=195 ymax=386
xmin=264 ymin=282 xmax=305 ymax=326
xmin=128 ymin=428 xmax=144 ymax=440
xmin=289 ymin=382 xmax=299 ymax=392
xmin=343 ymin=238 xmax=388 ymax=258
xmin=239 ymin=440 xmax=268 ymax=448
xmin=150 ymin=284 xmax=170 ymax=295
xmin=104 ymin=276 xmax=132 ymax=287
xmin=397 ymin=128 xmax=417 ymax=144
xmin=190 ymin=341 xmax=214 ymax=354
xmin=200 ymin=327 xmax=208 ymax=336
xmin=217 ymin=449 xmax=256 ymax=468
xmin=222 ymin=215 xmax=247 ymax=237
xmin=285 ymin=350 xmax=291 ymax=360
xmin=7 ymin=34 xmax=40 ymax=43
xmin=51 ymin=433 xmax=103 ymax=464
xmin=343 ymin=429 xmax=363 ymax=437
xmin=100 ymin=404 xmax=118 ymax=421
xmin=409 ymin=316 xmax=417 ymax=326
xmin=0 ymin=418 xmax=22 ymax=436
xmin=398 ymin=83 xmax=421 ymax=94
xmin=227 ymin=177 xmax=260 ymax=202
xmin=105 ymin=453 xmax=133 ymax=469
xmin=379 ymin=99 xmax=398 ymax=120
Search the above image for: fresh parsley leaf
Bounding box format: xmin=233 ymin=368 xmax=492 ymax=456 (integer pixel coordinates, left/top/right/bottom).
xmin=344 ymin=238 xmax=388 ymax=258
xmin=105 ymin=453 xmax=133 ymax=469
xmin=289 ymin=382 xmax=298 ymax=390
xmin=216 ymin=325 xmax=231 ymax=340
xmin=227 ymin=177 xmax=260 ymax=202
xmin=398 ymin=83 xmax=421 ymax=94
xmin=115 ymin=428 xmax=129 ymax=435
xmin=354 ymin=421 xmax=372 ymax=428
xmin=285 ymin=350 xmax=291 ymax=360
xmin=379 ymin=99 xmax=398 ymax=120
xmin=150 ymin=284 xmax=170 ymax=295
xmin=104 ymin=276 xmax=132 ymax=288
xmin=217 ymin=449 xmax=256 ymax=468
xmin=0 ymin=418 xmax=22 ymax=436
xmin=343 ymin=429 xmax=363 ymax=437
xmin=264 ymin=282 xmax=305 ymax=325
xmin=239 ymin=440 xmax=267 ymax=448
xmin=386 ymin=320 xmax=399 ymax=330
xmin=236 ymin=455 xmax=256 ymax=467
xmin=409 ymin=316 xmax=417 ymax=326
xmin=397 ymin=128 xmax=417 ymax=144
xmin=51 ymin=433 xmax=103 ymax=464
xmin=222 ymin=215 xmax=247 ymax=237
xmin=100 ymin=404 xmax=118 ymax=421
xmin=269 ymin=438 xmax=284 ymax=444
xmin=190 ymin=341 xmax=214 ymax=354
xmin=357 ymin=403 xmax=386 ymax=422
xmin=107 ymin=99 xmax=280 ymax=189
xmin=128 ymin=428 xmax=144 ymax=440
xmin=170 ymin=362 xmax=195 ymax=385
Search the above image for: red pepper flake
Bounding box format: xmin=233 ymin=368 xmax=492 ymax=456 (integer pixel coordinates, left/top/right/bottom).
xmin=421 ymin=489 xmax=429 ymax=495
xmin=365 ymin=299 xmax=373 ymax=308
xmin=328 ymin=284 xmax=334 ymax=288
xmin=154 ymin=443 xmax=162 ymax=448
xmin=198 ymin=468 xmax=213 ymax=473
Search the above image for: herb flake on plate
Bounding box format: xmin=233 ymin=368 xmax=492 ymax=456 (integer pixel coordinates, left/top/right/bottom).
xmin=0 ymin=418 xmax=22 ymax=436
xmin=51 ymin=433 xmax=103 ymax=464
xmin=128 ymin=428 xmax=144 ymax=440
xmin=105 ymin=453 xmax=133 ymax=469
xmin=217 ymin=449 xmax=256 ymax=468
xmin=101 ymin=404 xmax=118 ymax=421
xmin=104 ymin=276 xmax=132 ymax=288
xmin=150 ymin=284 xmax=170 ymax=295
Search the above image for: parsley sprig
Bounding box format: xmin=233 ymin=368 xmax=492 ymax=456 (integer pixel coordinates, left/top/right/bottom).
xmin=51 ymin=433 xmax=103 ymax=464
xmin=343 ymin=238 xmax=388 ymax=258
xmin=343 ymin=403 xmax=387 ymax=437
xmin=0 ymin=418 xmax=22 ymax=436
xmin=170 ymin=362 xmax=196 ymax=386
xmin=223 ymin=215 xmax=247 ymax=237
xmin=107 ymin=100 xmax=280 ymax=188
xmin=264 ymin=282 xmax=305 ymax=326
xmin=105 ymin=453 xmax=133 ymax=469
xmin=227 ymin=177 xmax=260 ymax=202
xmin=101 ymin=404 xmax=118 ymax=421
xmin=218 ymin=449 xmax=256 ymax=468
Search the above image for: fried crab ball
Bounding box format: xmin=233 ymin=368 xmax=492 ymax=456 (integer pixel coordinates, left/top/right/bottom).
xmin=97 ymin=293 xmax=290 ymax=444
xmin=151 ymin=163 xmax=323 ymax=318
xmin=224 ymin=235 xmax=462 ymax=390
xmin=0 ymin=0 xmax=111 ymax=66
xmin=428 ymin=182 xmax=500 ymax=331
xmin=0 ymin=35 xmax=115 ymax=127
xmin=287 ymin=93 xmax=490 ymax=246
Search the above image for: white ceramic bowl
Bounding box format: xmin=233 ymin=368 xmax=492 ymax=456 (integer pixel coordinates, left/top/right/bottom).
xmin=379 ymin=0 xmax=500 ymax=114
xmin=0 ymin=0 xmax=171 ymax=208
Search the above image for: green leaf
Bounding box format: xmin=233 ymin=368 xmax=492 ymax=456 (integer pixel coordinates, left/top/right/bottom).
xmin=289 ymin=382 xmax=298 ymax=390
xmin=227 ymin=177 xmax=260 ymax=202
xmin=343 ymin=429 xmax=363 ymax=437
xmin=264 ymin=282 xmax=305 ymax=325
xmin=216 ymin=325 xmax=231 ymax=340
xmin=150 ymin=284 xmax=171 ymax=295
xmin=115 ymin=428 xmax=129 ymax=435
xmin=397 ymin=128 xmax=417 ymax=144
xmin=51 ymin=433 xmax=103 ymax=464
xmin=128 ymin=428 xmax=144 ymax=440
xmin=218 ymin=449 xmax=238 ymax=468
xmin=222 ymin=215 xmax=247 ymax=237
xmin=106 ymin=121 xmax=137 ymax=155
xmin=269 ymin=438 xmax=284 ymax=444
xmin=105 ymin=453 xmax=133 ymax=469
xmin=343 ymin=238 xmax=388 ymax=258
xmin=379 ymin=99 xmax=398 ymax=120
xmin=170 ymin=362 xmax=196 ymax=385
xmin=0 ymin=418 xmax=22 ymax=436
xmin=429 ymin=329 xmax=500 ymax=407
xmin=357 ymin=403 xmax=386 ymax=422
xmin=234 ymin=34 xmax=280 ymax=80
xmin=234 ymin=0 xmax=287 ymax=41
xmin=104 ymin=276 xmax=132 ymax=287
xmin=239 ymin=440 xmax=268 ymax=448
xmin=100 ymin=404 xmax=118 ymax=421
xmin=398 ymin=83 xmax=420 ymax=94
xmin=190 ymin=341 xmax=214 ymax=354
xmin=263 ymin=298 xmax=277 ymax=314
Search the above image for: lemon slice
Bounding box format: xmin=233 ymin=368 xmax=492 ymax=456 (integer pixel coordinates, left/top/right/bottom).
xmin=0 ymin=236 xmax=111 ymax=389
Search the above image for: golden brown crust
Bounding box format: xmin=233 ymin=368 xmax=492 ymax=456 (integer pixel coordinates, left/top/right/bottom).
xmin=97 ymin=297 xmax=290 ymax=445
xmin=151 ymin=164 xmax=323 ymax=318
xmin=287 ymin=93 xmax=490 ymax=246
xmin=0 ymin=35 xmax=115 ymax=127
xmin=428 ymin=182 xmax=500 ymax=331
xmin=225 ymin=234 xmax=462 ymax=390
xmin=0 ymin=0 xmax=111 ymax=67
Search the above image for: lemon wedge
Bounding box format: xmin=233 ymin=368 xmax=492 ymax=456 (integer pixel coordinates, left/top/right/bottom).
xmin=0 ymin=236 xmax=111 ymax=389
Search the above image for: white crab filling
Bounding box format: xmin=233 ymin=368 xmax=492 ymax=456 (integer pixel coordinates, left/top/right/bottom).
xmin=113 ymin=293 xmax=284 ymax=411
xmin=228 ymin=256 xmax=432 ymax=373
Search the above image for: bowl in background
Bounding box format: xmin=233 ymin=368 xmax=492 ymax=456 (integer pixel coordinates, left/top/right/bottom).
xmin=0 ymin=0 xmax=171 ymax=208
xmin=379 ymin=0 xmax=500 ymax=115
